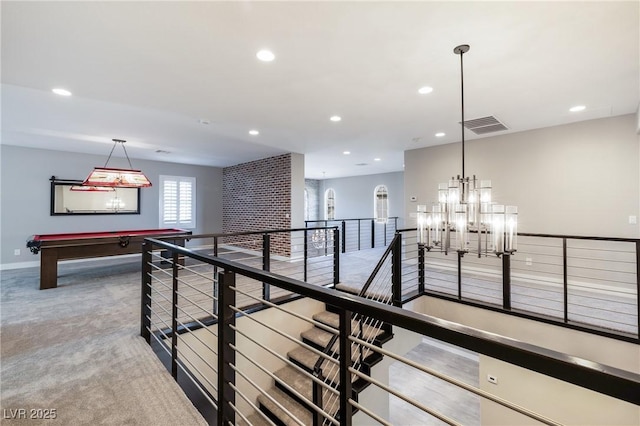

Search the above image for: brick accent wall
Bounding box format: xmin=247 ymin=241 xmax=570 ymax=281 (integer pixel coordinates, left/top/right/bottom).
xmin=223 ymin=154 xmax=292 ymax=256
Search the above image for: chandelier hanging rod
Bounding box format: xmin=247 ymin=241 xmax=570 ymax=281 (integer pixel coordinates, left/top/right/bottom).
xmin=104 ymin=139 xmax=134 ymax=170
xmin=454 ymin=44 xmax=469 ymax=179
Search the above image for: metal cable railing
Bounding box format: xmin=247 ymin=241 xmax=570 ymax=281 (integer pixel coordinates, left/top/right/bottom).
xmin=397 ymin=228 xmax=640 ymax=340
xmin=311 ymin=235 xmax=399 ymax=424
xmin=141 ymin=237 xmax=639 ymax=426
xmin=305 ymin=217 xmax=399 ymax=253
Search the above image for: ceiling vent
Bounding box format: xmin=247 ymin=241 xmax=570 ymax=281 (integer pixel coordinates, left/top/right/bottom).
xmin=460 ymin=115 xmax=508 ymax=135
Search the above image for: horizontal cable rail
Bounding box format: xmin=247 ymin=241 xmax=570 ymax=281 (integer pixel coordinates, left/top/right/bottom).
xmin=306 ymin=217 xmax=399 ymax=253
xmin=141 ymin=237 xmax=639 ymax=426
xmin=397 ymin=228 xmax=640 ymax=341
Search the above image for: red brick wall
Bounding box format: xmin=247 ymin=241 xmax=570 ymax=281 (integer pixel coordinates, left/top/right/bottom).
xmin=223 ymin=154 xmax=292 ymax=256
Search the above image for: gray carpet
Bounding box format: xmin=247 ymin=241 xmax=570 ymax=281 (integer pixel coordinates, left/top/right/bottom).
xmin=0 ymin=258 xmax=207 ymax=426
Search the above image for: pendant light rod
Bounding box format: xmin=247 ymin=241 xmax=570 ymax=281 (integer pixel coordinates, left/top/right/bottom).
xmin=104 ymin=139 xmax=134 ymax=169
xmin=454 ymin=44 xmax=469 ymax=179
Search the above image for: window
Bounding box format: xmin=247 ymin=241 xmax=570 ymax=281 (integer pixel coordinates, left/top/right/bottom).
xmin=325 ymin=188 xmax=336 ymax=220
xmin=160 ymin=175 xmax=196 ymax=229
xmin=374 ymin=185 xmax=388 ymax=223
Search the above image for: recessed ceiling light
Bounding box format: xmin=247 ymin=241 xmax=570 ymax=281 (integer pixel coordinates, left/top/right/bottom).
xmin=343 ymin=151 xmax=351 ymax=155
xmin=52 ymin=88 xmax=72 ymax=96
xmin=256 ymin=49 xmax=275 ymax=62
xmin=330 ymin=115 xmax=342 ymax=122
xmin=569 ymin=105 xmax=586 ymax=112
xmin=249 ymin=130 xmax=259 ymax=136
xmin=435 ymin=132 xmax=446 ymax=137
xmin=418 ymin=86 xmax=433 ymax=95
xmin=374 ymin=158 xmax=381 ymax=162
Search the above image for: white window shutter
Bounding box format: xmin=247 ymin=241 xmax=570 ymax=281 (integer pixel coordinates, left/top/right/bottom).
xmin=160 ymin=176 xmax=196 ymax=229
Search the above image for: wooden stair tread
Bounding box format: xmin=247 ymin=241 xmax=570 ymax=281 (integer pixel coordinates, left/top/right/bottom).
xmin=236 ymin=412 xmax=274 ymax=426
xmin=335 ymin=283 xmax=391 ymax=302
xmin=313 ymin=311 xmax=387 ymax=340
xmin=253 ymin=307 xmax=392 ymax=425
xmin=288 ymin=343 xmax=375 ymax=374
xmin=288 ymin=346 xmax=329 ymax=372
xmin=257 ymin=387 xmax=312 ymax=426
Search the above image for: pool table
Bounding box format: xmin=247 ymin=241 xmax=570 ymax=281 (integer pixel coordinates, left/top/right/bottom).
xmin=27 ymin=228 xmax=192 ymax=290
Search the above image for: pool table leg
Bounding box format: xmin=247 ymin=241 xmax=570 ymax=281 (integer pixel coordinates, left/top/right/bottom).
xmin=40 ymin=250 xmax=58 ymax=290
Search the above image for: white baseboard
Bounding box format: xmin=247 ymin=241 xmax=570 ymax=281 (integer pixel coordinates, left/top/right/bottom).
xmin=0 ymin=260 xmax=40 ymax=271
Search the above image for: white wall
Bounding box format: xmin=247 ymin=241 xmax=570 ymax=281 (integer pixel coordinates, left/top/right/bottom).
xmin=0 ymin=145 xmax=223 ymax=267
xmin=319 ymin=171 xmax=404 ymax=224
xmin=409 ymin=296 xmax=639 ymax=426
xmin=404 ymin=115 xmax=640 ymax=237
xmin=290 ymin=153 xmax=305 ymax=229
xmin=479 ymin=356 xmax=639 ymax=426
xmin=412 ymin=296 xmax=638 ymax=373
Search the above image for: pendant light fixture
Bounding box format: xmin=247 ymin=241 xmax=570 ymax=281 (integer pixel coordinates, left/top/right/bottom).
xmin=70 ymin=185 xmax=115 ymax=192
xmin=417 ymin=45 xmax=517 ymax=257
xmin=82 ymin=139 xmax=152 ymax=188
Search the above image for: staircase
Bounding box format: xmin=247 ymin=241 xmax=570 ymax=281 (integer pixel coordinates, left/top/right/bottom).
xmin=241 ymin=302 xmax=393 ymax=425
xmin=238 ymin=235 xmax=400 ymax=425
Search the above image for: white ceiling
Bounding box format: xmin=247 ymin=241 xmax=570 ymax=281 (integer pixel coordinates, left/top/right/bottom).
xmin=2 ymin=1 xmax=638 ymax=179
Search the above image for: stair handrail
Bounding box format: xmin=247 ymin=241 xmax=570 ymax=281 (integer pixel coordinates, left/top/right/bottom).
xmin=313 ymin=234 xmax=399 ymax=374
xmin=311 ymin=235 xmax=400 ymax=424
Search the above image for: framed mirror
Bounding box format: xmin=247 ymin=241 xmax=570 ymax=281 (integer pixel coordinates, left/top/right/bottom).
xmin=50 ymin=177 xmax=141 ymax=215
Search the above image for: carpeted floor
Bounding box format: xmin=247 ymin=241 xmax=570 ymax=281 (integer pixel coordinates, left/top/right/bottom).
xmin=0 ymin=257 xmax=207 ymax=426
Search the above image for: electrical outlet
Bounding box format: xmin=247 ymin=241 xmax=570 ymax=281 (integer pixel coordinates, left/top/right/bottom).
xmin=487 ymin=374 xmax=498 ymax=385
xmin=14 ymin=249 xmax=20 ymax=256
xmin=629 ymin=215 xmax=637 ymax=225
xmin=526 ymin=257 xmax=532 ymax=266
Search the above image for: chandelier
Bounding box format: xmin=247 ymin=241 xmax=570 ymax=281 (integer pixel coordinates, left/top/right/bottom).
xmin=417 ymin=45 xmax=517 ymax=257
xmin=311 ymin=229 xmax=333 ymax=250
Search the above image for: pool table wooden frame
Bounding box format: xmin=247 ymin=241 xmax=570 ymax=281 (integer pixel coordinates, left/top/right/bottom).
xmin=27 ymin=228 xmax=192 ymax=290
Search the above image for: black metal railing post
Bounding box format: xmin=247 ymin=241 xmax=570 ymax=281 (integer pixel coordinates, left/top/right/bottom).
xmin=141 ymin=241 xmax=152 ymax=343
xmin=563 ymin=237 xmax=568 ymax=323
xmin=357 ymin=219 xmax=361 ymax=250
xmin=218 ymin=270 xmax=236 ymax=426
xmin=371 ymin=219 xmax=375 ymax=248
xmin=341 ymin=220 xmax=346 ymax=253
xmin=418 ymin=243 xmax=425 ymax=294
xmin=263 ymin=233 xmax=271 ymax=302
xmin=304 ymin=228 xmax=308 ymax=282
xmin=392 ymin=235 xmax=402 ymax=307
xmin=457 ymin=251 xmax=463 ymax=300
xmin=333 ymin=228 xmax=340 ymax=285
xmin=324 ymin=221 xmax=329 ymax=256
xmin=502 ymin=254 xmax=511 ymax=310
xmin=312 ymin=374 xmax=323 ymax=426
xmin=384 ymin=221 xmax=387 ymax=246
xmin=339 ymin=309 xmax=353 ymax=426
xmin=171 ymin=251 xmax=179 ymax=380
xmin=213 ymin=236 xmax=219 ymax=316
xmin=458 ymin=251 xmax=464 ymax=300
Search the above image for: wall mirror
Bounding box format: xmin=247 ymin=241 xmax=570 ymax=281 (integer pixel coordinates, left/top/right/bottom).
xmin=50 ymin=177 xmax=140 ymax=215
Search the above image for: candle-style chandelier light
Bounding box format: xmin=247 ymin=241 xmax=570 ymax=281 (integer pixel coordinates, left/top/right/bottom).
xmin=417 ymin=45 xmax=517 ymax=257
